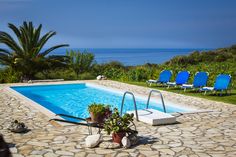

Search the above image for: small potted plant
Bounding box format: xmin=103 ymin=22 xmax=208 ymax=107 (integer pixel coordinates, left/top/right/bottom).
xmin=88 ymin=103 xmax=111 ymax=123
xmin=104 ymin=108 xmax=135 ymax=144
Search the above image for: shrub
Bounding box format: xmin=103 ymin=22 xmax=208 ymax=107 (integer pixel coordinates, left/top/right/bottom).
xmin=78 ymin=72 xmax=95 ymax=80
xmin=66 ymin=50 xmax=95 ymax=77
xmin=0 ymin=68 xmax=21 ymax=83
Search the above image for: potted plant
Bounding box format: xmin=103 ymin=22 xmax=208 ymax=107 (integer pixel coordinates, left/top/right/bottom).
xmin=88 ymin=103 xmax=111 ymax=123
xmin=104 ymin=108 xmax=135 ymax=144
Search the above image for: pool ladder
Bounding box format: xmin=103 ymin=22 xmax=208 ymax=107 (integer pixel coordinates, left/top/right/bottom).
xmin=120 ymin=90 xmax=166 ymax=121
xmin=146 ymin=90 xmax=166 ymax=113
xmin=120 ymin=91 xmax=139 ymax=121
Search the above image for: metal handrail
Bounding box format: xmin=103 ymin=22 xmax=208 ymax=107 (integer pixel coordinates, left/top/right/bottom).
xmin=146 ymin=90 xmax=166 ymax=113
xmin=120 ymin=91 xmax=139 ymax=121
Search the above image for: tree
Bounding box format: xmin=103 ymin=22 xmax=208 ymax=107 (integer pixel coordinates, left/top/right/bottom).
xmin=66 ymin=50 xmax=95 ymax=77
xmin=0 ymin=21 xmax=69 ymax=81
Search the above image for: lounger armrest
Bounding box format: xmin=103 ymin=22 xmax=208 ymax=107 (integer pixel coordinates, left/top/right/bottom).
xmin=50 ymin=118 xmax=103 ymax=128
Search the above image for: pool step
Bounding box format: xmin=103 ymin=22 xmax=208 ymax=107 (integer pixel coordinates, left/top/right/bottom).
xmin=127 ymin=109 xmax=176 ymax=126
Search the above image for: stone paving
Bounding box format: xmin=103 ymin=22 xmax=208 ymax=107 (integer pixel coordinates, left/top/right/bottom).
xmin=1 ymin=80 xmax=236 ymax=157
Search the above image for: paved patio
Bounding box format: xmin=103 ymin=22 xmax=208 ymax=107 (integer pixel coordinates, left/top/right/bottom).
xmin=1 ymin=80 xmax=236 ymax=157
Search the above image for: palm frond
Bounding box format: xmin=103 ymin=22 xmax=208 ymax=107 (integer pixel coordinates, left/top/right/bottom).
xmin=48 ymin=55 xmax=69 ymax=62
xmin=0 ymin=31 xmax=23 ymax=56
xmin=0 ymin=48 xmax=11 ymax=55
xmin=0 ymin=53 xmax=13 ymax=65
xmin=19 ymin=25 xmax=30 ymax=53
xmin=8 ymin=23 xmax=22 ymax=42
xmin=46 ymin=55 xmax=69 ymax=68
xmin=33 ymin=24 xmax=42 ymax=44
xmin=40 ymin=44 xmax=69 ymax=57
xmin=37 ymin=31 xmax=56 ymax=53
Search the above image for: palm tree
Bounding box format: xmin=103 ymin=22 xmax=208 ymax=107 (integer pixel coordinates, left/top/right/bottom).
xmin=0 ymin=21 xmax=69 ymax=81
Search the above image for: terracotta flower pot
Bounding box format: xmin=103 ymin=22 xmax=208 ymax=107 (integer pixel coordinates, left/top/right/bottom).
xmin=90 ymin=112 xmax=104 ymax=124
xmin=112 ymin=132 xmax=126 ymax=144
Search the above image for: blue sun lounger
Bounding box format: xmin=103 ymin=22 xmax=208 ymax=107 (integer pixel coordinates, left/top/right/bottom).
xmin=200 ymin=74 xmax=231 ymax=96
xmin=182 ymin=71 xmax=209 ymax=92
xmin=147 ymin=70 xmax=172 ymax=86
xmin=167 ymin=71 xmax=190 ymax=88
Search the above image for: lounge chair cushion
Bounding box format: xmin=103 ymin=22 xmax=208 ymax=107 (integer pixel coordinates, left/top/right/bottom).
xmin=182 ymin=84 xmax=193 ymax=89
xmin=167 ymin=82 xmax=176 ymax=86
xmin=147 ymin=79 xmax=158 ymax=83
xmin=201 ymin=87 xmax=214 ymax=91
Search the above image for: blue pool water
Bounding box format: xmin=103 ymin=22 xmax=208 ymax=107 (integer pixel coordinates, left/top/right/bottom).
xmin=11 ymin=84 xmax=186 ymax=119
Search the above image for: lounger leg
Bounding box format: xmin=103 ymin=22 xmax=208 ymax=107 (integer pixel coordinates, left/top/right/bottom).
xmin=184 ymin=88 xmax=186 ymax=92
xmin=204 ymin=91 xmax=207 ymax=95
xmin=87 ymin=125 xmax=92 ymax=135
xmin=88 ymin=126 xmax=91 ymax=135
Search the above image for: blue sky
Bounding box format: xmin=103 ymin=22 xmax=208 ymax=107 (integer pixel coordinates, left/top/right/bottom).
xmin=0 ymin=0 xmax=236 ymax=48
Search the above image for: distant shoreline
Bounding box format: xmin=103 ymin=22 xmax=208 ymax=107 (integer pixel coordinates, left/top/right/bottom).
xmin=0 ymin=48 xmax=214 ymax=67
xmin=51 ymin=48 xmax=213 ymax=65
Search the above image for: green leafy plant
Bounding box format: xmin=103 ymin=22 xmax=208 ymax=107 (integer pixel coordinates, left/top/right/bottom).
xmin=88 ymin=103 xmax=111 ymax=123
xmin=88 ymin=103 xmax=106 ymax=116
xmin=104 ymin=108 xmax=135 ymax=135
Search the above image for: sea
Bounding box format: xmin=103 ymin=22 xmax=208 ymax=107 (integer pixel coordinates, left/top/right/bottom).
xmin=51 ymin=48 xmax=212 ymax=66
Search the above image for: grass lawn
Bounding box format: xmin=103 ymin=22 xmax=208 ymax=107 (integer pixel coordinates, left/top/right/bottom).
xmin=121 ymin=81 xmax=236 ymax=105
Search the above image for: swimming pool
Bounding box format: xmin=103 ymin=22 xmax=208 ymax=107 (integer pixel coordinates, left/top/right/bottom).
xmin=11 ymin=83 xmax=188 ymax=119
